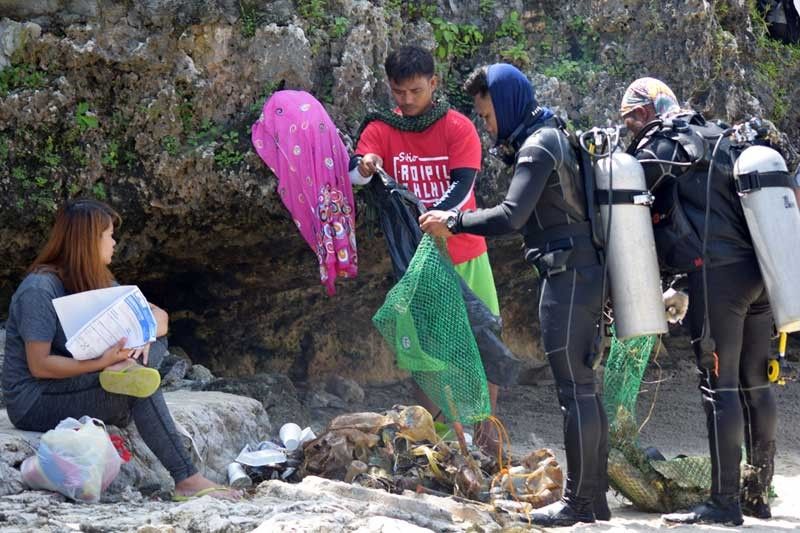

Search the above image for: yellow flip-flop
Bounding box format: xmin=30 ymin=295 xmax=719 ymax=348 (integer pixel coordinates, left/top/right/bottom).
xmin=99 ymin=363 xmax=161 ymax=398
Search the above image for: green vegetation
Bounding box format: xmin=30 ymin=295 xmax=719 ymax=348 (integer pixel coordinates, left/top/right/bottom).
xmin=0 ymin=135 xmax=8 ymax=163
xmin=444 ymin=75 xmax=471 ymax=113
xmin=492 ymin=10 xmax=529 ymax=67
xmin=331 ymin=16 xmax=349 ymax=38
xmin=495 ymin=10 xmax=524 ymax=42
xmin=406 ymin=1 xmax=438 ymax=20
xmin=239 ymin=1 xmax=260 ymax=38
xmin=91 ymin=182 xmax=107 ymax=200
xmin=41 ymin=135 xmax=61 ymax=168
xmin=431 ymin=18 xmax=484 ymax=60
xmin=747 ymin=0 xmax=800 ymax=122
xmin=479 ymin=0 xmax=495 ymax=17
xmin=101 ymin=140 xmax=119 ymax=169
xmin=188 ymin=118 xmax=222 ymax=147
xmin=75 ymin=102 xmax=99 ymax=132
xmin=0 ymin=63 xmax=47 ymax=96
xmin=249 ymin=79 xmax=285 ymax=113
xmin=297 ymin=0 xmax=326 ymax=27
xmin=499 ymin=42 xmax=530 ymax=66
xmin=11 ymin=165 xmax=26 ymax=183
xmin=69 ymin=145 xmax=88 ymax=167
xmin=214 ymin=130 xmax=245 ymax=168
xmin=162 ymin=135 xmax=179 ymax=156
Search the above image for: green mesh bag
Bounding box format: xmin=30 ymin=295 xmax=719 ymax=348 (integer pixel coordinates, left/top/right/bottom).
xmin=603 ymin=328 xmax=711 ymax=512
xmin=372 ymin=235 xmax=491 ymax=425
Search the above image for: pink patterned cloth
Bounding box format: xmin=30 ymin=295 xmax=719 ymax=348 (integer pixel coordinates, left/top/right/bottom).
xmin=252 ymin=90 xmax=358 ymax=295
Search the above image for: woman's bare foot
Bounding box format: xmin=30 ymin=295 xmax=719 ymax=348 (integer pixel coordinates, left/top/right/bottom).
xmin=174 ymin=473 xmax=242 ymax=501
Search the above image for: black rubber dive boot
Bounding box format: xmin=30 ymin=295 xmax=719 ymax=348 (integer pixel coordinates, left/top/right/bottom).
xmin=741 ymin=440 xmax=775 ymax=519
xmin=593 ymin=490 xmax=611 ymax=521
xmin=530 ymin=497 xmax=595 ymax=527
xmin=662 ymin=494 xmax=744 ymax=526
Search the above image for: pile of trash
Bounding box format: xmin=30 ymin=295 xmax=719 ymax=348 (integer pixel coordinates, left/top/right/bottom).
xmin=229 ymin=423 xmax=316 ymax=488
xmin=229 ymin=405 xmax=563 ymax=516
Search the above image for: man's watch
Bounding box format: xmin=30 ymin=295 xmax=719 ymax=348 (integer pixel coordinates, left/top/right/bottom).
xmin=445 ymin=213 xmax=459 ymax=233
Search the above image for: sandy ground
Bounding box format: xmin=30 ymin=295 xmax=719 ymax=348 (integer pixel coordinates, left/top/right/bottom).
xmin=351 ymin=332 xmax=800 ymax=532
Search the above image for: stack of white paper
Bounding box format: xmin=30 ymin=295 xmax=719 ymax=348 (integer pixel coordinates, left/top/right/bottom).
xmin=53 ymin=286 xmax=157 ymax=361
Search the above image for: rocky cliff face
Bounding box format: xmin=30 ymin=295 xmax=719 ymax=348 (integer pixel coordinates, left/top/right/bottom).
xmin=1 ymin=0 xmax=798 ymax=381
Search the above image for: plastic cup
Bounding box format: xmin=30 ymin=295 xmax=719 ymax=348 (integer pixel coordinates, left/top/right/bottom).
xmin=299 ymin=427 xmax=316 ymax=444
xmin=227 ymin=462 xmax=252 ymax=489
xmin=279 ymin=422 xmax=302 ymax=451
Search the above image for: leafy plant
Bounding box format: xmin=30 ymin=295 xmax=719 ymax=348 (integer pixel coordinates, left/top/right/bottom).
xmin=40 ymin=135 xmax=61 ymax=168
xmin=12 ymin=165 xmax=27 ymax=184
xmin=162 ymin=135 xmax=179 ymax=156
xmin=331 ymin=16 xmax=349 ymax=38
xmin=747 ymin=0 xmax=800 ymax=122
xmin=500 ymin=42 xmax=530 ymax=66
xmin=92 ymin=182 xmax=107 ymax=200
xmin=406 ymin=1 xmax=438 ymax=20
xmin=75 ymin=102 xmax=99 ymax=132
xmin=542 ymin=59 xmax=592 ymax=91
xmin=431 ymin=19 xmax=484 ymax=60
xmin=0 ymin=135 xmax=9 ymax=163
xmin=178 ymin=96 xmax=195 ymax=132
xmin=101 ymin=141 xmax=119 ymax=169
xmin=70 ymin=145 xmax=88 ymax=167
xmin=188 ymin=118 xmax=222 ymax=147
xmin=479 ymin=0 xmax=495 ymax=17
xmin=0 ymin=63 xmax=47 ymax=96
xmin=240 ymin=1 xmax=260 ymax=38
xmin=297 ymin=0 xmax=326 ymax=26
xmin=214 ymin=130 xmax=245 ymax=167
xmin=496 ymin=10 xmax=524 ymax=42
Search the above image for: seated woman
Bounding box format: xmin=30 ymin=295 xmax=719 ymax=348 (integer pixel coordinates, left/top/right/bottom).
xmin=1 ymin=198 xmax=238 ymax=501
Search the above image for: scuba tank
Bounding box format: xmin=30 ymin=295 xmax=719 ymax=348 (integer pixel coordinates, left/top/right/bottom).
xmin=582 ymin=128 xmax=668 ymax=340
xmin=733 ymin=144 xmax=800 ymax=333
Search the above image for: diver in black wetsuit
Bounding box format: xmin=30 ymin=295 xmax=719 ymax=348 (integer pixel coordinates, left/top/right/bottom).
xmin=620 ymin=77 xmax=778 ymax=526
xmin=420 ymin=63 xmax=609 ymax=527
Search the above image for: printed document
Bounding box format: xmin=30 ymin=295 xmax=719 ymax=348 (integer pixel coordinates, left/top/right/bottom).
xmin=52 ymin=286 xmax=157 ymax=360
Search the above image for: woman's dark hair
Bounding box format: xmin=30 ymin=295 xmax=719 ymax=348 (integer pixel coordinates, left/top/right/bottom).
xmin=463 ymin=66 xmax=490 ymax=97
xmin=29 ymin=198 xmax=121 ymax=293
xmin=384 ymin=45 xmax=435 ymax=83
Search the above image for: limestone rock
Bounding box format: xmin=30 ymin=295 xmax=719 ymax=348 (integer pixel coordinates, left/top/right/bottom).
xmin=0 ymin=18 xmax=41 ymax=69
xmin=0 ymin=475 xmax=501 ymax=532
xmin=326 ymin=375 xmax=365 ymax=404
xmin=160 ymin=357 xmax=189 ymax=386
xmin=186 ymin=363 xmax=214 ymax=383
xmin=202 ymin=373 xmax=309 ymax=429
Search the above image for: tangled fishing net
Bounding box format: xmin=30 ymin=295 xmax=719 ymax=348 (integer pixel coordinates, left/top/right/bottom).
xmin=603 ymin=329 xmax=711 ymax=511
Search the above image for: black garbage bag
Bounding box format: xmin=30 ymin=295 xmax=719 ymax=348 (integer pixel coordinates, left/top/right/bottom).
xmin=363 ymin=172 xmax=521 ymax=387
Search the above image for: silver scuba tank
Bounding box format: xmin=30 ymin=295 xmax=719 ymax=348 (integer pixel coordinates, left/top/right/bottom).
xmin=733 ymin=145 xmax=800 ymax=333
xmin=595 ymin=151 xmax=668 ymax=339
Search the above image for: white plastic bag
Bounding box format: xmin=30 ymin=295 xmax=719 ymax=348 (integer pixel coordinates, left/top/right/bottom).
xmin=21 ymin=416 xmax=122 ymax=503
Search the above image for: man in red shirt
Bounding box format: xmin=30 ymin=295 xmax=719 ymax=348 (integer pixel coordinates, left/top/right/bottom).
xmin=350 ymin=45 xmax=502 ymax=450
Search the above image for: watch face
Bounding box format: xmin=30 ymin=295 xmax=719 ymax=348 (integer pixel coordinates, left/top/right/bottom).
xmin=446 ymin=216 xmax=456 ymax=230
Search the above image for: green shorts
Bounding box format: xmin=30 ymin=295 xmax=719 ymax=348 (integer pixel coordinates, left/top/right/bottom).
xmin=454 ymin=252 xmax=500 ymax=316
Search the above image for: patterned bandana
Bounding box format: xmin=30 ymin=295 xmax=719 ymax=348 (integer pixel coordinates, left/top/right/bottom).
xmin=619 ymin=77 xmax=680 ymax=117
